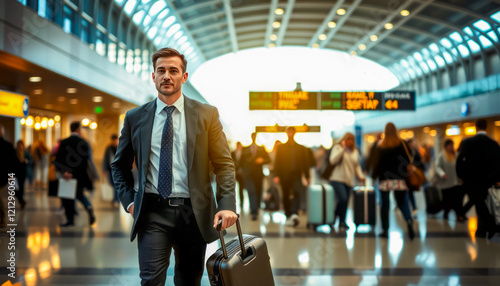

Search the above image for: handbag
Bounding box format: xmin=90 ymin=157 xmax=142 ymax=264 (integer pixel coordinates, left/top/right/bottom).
xmin=486 ymin=185 xmax=500 ymax=225
xmin=401 ymin=140 xmax=426 ymax=189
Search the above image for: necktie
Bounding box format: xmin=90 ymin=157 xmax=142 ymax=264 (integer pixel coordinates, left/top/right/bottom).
xmin=158 ymin=105 xmax=176 ymax=199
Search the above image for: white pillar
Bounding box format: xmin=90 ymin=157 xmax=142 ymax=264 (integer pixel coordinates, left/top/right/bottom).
xmin=25 ymin=126 xmax=33 ymax=147
xmin=46 ymin=126 xmax=52 ymax=149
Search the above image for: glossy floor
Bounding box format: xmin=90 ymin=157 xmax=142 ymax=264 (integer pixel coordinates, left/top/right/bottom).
xmin=1 ymin=185 xmax=500 ymax=286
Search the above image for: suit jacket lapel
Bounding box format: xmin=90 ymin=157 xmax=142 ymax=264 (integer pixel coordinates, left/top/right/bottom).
xmin=140 ymin=100 xmax=156 ymax=182
xmin=184 ymin=96 xmax=198 ymax=173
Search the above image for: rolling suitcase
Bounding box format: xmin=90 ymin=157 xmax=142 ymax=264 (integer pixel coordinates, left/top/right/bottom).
xmin=424 ymin=186 xmax=442 ymax=215
xmin=206 ymin=217 xmax=275 ymax=286
xmin=353 ymin=185 xmax=376 ymax=228
xmin=307 ymin=183 xmax=335 ymax=229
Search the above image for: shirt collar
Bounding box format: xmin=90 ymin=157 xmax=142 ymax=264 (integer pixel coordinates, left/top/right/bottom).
xmin=477 ymin=131 xmax=487 ymax=135
xmin=156 ymin=94 xmax=185 ymax=115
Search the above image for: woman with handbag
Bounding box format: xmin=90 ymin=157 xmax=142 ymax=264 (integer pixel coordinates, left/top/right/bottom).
xmin=372 ymin=122 xmax=415 ymax=239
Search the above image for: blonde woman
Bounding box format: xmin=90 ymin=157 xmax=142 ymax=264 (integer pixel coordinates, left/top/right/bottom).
xmin=328 ymin=132 xmax=365 ymax=230
xmin=372 ymin=123 xmax=415 ymax=239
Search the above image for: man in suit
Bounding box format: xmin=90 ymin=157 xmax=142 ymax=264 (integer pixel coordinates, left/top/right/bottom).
xmin=111 ymin=48 xmax=237 ymax=285
xmin=274 ymin=127 xmax=310 ymax=227
xmin=457 ymin=119 xmax=500 ymax=239
xmin=53 ymin=122 xmax=96 ymax=227
xmin=240 ymin=133 xmax=271 ymax=220
xmin=231 ymin=141 xmax=246 ymax=210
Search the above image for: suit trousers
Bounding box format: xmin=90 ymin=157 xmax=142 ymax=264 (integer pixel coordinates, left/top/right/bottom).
xmin=280 ymin=175 xmax=303 ymax=218
xmin=244 ymin=175 xmax=264 ymax=215
xmin=61 ymin=184 xmax=92 ymax=224
xmin=137 ymin=194 xmax=207 ymax=286
xmin=464 ymin=182 xmax=496 ymax=234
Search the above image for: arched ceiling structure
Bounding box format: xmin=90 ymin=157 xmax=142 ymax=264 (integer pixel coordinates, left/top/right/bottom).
xmin=116 ymin=0 xmax=500 ymax=84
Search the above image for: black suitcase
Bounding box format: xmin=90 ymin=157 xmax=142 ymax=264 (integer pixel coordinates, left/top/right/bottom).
xmin=206 ymin=217 xmax=275 ymax=286
xmin=263 ymin=186 xmax=280 ymax=211
xmin=353 ymin=186 xmax=376 ymax=227
xmin=425 ymin=186 xmax=442 ymax=215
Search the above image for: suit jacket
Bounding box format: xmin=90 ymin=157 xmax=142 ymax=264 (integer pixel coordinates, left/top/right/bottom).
xmin=240 ymin=144 xmax=271 ymax=179
xmin=53 ymin=135 xmax=92 ymax=191
xmin=457 ymin=133 xmax=500 ymax=189
xmin=274 ymin=141 xmax=310 ymax=180
xmin=111 ymin=96 xmax=236 ymax=243
xmin=0 ymin=137 xmax=21 ymax=187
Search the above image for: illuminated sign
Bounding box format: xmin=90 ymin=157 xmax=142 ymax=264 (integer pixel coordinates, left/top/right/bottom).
xmin=249 ymin=91 xmax=415 ymax=111
xmin=0 ymin=90 xmax=29 ymax=118
xmin=255 ymin=124 xmax=320 ymax=133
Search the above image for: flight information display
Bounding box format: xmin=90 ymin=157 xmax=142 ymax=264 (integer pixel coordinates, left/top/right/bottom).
xmin=249 ymin=91 xmax=415 ymax=111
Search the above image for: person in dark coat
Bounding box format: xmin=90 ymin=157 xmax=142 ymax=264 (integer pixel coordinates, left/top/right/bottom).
xmin=103 ymin=134 xmax=119 ymax=205
xmin=0 ymin=124 xmax=21 ymax=228
xmin=231 ymin=141 xmax=246 ymax=210
xmin=240 ymin=133 xmax=271 ymax=220
xmin=53 ymin=121 xmax=96 ymax=227
xmin=456 ymin=119 xmax=500 ymax=239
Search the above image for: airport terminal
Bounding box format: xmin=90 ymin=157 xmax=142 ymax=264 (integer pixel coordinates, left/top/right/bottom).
xmin=1 ymin=0 xmax=500 ymax=285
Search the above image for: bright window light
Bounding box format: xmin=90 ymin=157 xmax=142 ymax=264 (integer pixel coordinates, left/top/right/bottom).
xmin=473 ymin=20 xmax=491 ymax=32
xmin=124 ymin=0 xmax=137 ymax=15
xmin=141 ymin=0 xmax=151 ymax=4
xmin=143 ymin=15 xmax=151 ymax=26
xmin=467 ymin=39 xmax=480 ymax=52
xmin=413 ymin=52 xmax=423 ymax=61
xmin=419 ymin=62 xmax=429 ymax=73
xmin=180 ymin=42 xmax=190 ymax=51
xmin=185 ymin=47 xmax=194 ymax=55
xmin=400 ymin=59 xmax=409 ymax=68
xmin=434 ymin=55 xmax=445 ymax=67
xmin=174 ymin=30 xmax=184 ymax=40
xmin=478 ymin=35 xmax=493 ymax=48
xmin=449 ymin=32 xmax=463 ymax=43
xmin=421 ymin=48 xmax=430 ymax=57
xmin=457 ymin=44 xmax=469 ymax=57
xmin=114 ymin=0 xmax=125 ymax=5
xmin=427 ymin=59 xmax=436 ymax=71
xmin=487 ymin=31 xmax=498 ymax=42
xmin=162 ymin=16 xmax=176 ymax=28
xmin=147 ymin=27 xmax=158 ymax=39
xmin=157 ymin=9 xmax=170 ymax=19
xmin=166 ymin=23 xmax=181 ymax=37
xmin=133 ymin=11 xmax=145 ymax=24
xmin=440 ymin=38 xmax=453 ymax=48
xmin=491 ymin=11 xmax=500 ymax=22
xmin=154 ymin=37 xmax=161 ymax=45
xmin=463 ymin=26 xmax=474 ymax=36
xmin=149 ymin=1 xmax=166 ymax=16
xmin=429 ymin=43 xmax=439 ymax=52
xmin=177 ymin=36 xmax=188 ymax=45
xmin=190 ymin=47 xmax=399 ymax=149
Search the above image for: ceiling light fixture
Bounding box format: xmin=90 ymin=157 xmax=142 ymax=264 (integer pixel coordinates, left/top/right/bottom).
xmin=33 ymin=89 xmax=43 ymax=95
xmin=272 ymin=21 xmax=281 ymax=28
xmin=270 ymin=34 xmax=277 ymax=41
xmin=400 ymin=10 xmax=410 ymax=16
xmin=384 ymin=23 xmax=393 ymax=30
xmin=370 ymin=35 xmax=378 ymax=41
xmin=312 ymin=43 xmax=319 ymax=48
xmin=359 ymin=44 xmax=366 ymax=50
xmin=328 ymin=21 xmax=336 ymax=28
xmin=337 ymin=9 xmax=346 ymax=16
xmin=69 ymin=99 xmax=78 ymax=104
xmin=275 ymin=8 xmax=284 ymax=15
xmin=350 ymin=51 xmax=357 ymax=56
xmin=66 ymin=88 xmax=77 ymax=93
xmin=318 ymin=34 xmax=327 ymax=40
xmin=92 ymin=96 xmax=103 ymax=102
xmin=29 ymin=77 xmax=42 ymax=82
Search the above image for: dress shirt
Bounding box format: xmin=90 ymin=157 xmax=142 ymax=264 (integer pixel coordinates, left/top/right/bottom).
xmin=145 ymin=96 xmax=189 ymax=198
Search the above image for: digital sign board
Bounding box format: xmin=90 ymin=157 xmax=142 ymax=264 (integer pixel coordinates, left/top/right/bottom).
xmin=249 ymin=91 xmax=415 ymax=111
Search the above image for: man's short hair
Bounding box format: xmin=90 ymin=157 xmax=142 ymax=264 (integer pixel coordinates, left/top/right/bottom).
xmin=152 ymin=48 xmax=187 ymax=73
xmin=476 ymin=119 xmax=487 ymax=131
xmin=111 ymin=134 xmax=118 ymax=140
xmin=286 ymin=126 xmax=296 ymax=133
xmin=70 ymin=121 xmax=81 ymax=132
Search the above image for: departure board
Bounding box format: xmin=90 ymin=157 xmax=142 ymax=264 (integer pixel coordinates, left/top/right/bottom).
xmin=249 ymin=91 xmax=415 ymax=111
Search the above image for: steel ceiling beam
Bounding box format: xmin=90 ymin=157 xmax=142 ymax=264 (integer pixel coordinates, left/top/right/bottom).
xmin=276 ymin=0 xmax=296 ymax=46
xmin=320 ymin=0 xmax=363 ymax=48
xmin=307 ymin=0 xmax=345 ymax=47
xmin=264 ymin=0 xmax=279 ymax=47
xmin=223 ymin=0 xmax=238 ymax=53
xmin=176 ymin=0 xmax=223 ymax=15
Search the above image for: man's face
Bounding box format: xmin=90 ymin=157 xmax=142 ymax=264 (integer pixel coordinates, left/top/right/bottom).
xmin=152 ymin=56 xmax=188 ymax=97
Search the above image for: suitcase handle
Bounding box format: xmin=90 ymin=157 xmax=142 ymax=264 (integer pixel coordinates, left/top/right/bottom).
xmin=216 ymin=214 xmax=247 ymax=259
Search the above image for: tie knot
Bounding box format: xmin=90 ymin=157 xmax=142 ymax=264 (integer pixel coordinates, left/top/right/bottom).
xmin=164 ymin=105 xmax=176 ymax=115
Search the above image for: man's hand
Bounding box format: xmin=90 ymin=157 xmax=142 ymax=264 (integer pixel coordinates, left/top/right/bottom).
xmin=213 ymin=210 xmax=238 ymax=231
xmin=63 ymin=172 xmax=73 ymax=180
xmin=274 ymin=177 xmax=280 ymax=184
xmin=254 ymin=157 xmax=264 ymax=164
xmin=128 ymin=204 xmax=134 ymax=219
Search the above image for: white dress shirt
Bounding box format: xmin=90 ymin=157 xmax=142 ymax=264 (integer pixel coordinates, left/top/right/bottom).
xmin=145 ymin=96 xmax=189 ymax=198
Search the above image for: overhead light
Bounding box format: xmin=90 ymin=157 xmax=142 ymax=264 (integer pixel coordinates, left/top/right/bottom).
xmin=328 ymin=21 xmax=336 ymax=28
xmin=318 ymin=34 xmax=327 ymax=40
xmin=268 ymin=43 xmax=276 ymax=48
xmin=400 ymin=131 xmax=407 ymax=139
xmin=465 ymin=126 xmax=476 ymax=135
xmin=41 ymin=120 xmax=48 ymax=129
xmin=35 ymin=122 xmax=41 ymax=130
xmin=495 ymin=120 xmax=500 ymax=126
xmin=423 ymin=126 xmax=430 ymax=133
xmin=312 ymin=43 xmax=319 ymax=48
xmin=35 ymin=116 xmax=40 ymax=122
xmin=337 ymin=8 xmax=346 ymax=16
xmin=82 ymin=118 xmax=90 ymax=126
xmin=26 ymin=116 xmax=34 ymax=127
xmin=407 ymin=130 xmax=414 ymax=138
xmin=350 ymin=51 xmax=357 ymax=56
xmin=69 ymin=99 xmax=78 ymax=104
xmin=272 ymin=21 xmax=281 ymax=28
xmin=57 ymin=96 xmax=65 ymax=102
xmin=270 ymin=34 xmax=277 ymax=41
xmin=429 ymin=129 xmax=437 ymax=137
xmin=29 ymin=77 xmax=42 ymax=82
xmin=66 ymin=88 xmax=77 ymax=93
xmin=54 ymin=115 xmax=61 ymax=122
xmin=89 ymin=122 xmax=98 ymax=130
xmin=358 ymin=44 xmax=366 ymax=50
xmin=370 ymin=35 xmax=378 ymax=41
xmin=400 ymin=10 xmax=410 ymax=16
xmin=48 ymin=119 xmax=55 ymax=127
xmin=384 ymin=23 xmax=393 ymax=30
xmin=445 ymin=125 xmax=460 ymax=136
xmin=92 ymin=96 xmax=103 ymax=102
xmin=275 ymin=8 xmax=284 ymax=15
xmin=111 ymin=101 xmax=121 ymax=109
xmin=33 ymin=89 xmax=43 ymax=95
xmin=20 ymin=118 xmax=26 ymax=125
xmin=366 ymin=135 xmax=374 ymax=143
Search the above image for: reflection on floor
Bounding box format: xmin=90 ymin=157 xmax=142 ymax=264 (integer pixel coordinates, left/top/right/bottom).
xmin=1 ymin=184 xmax=500 ymax=286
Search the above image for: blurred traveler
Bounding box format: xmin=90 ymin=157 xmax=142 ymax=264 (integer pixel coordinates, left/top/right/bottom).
xmin=372 ymin=123 xmax=415 ymax=239
xmin=15 ymin=140 xmax=28 ymax=210
xmin=435 ymin=139 xmax=466 ymax=222
xmin=54 ymin=121 xmax=96 ymax=227
xmin=364 ymin=132 xmax=383 ymax=205
xmin=274 ymin=127 xmax=310 ymax=227
xmin=103 ymin=134 xmax=120 ymax=205
xmin=240 ymin=133 xmax=271 ymax=220
xmin=0 ymin=124 xmax=21 ymax=228
xmin=456 ymin=119 xmax=500 ymax=239
xmin=32 ymin=139 xmax=49 ymax=191
xmin=231 ymin=141 xmax=246 ymax=210
xmin=406 ymin=138 xmax=425 ymax=216
xmin=327 ymin=132 xmax=365 ymax=230
xmin=111 ymin=47 xmax=237 ymax=285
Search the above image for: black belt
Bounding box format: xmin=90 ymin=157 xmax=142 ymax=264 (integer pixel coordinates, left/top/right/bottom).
xmin=144 ymin=193 xmax=192 ymax=207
